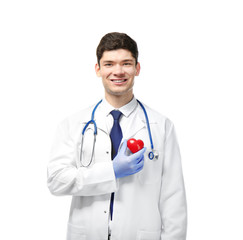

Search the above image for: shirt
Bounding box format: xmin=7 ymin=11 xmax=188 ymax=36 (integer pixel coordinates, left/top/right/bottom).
xmin=100 ymin=96 xmax=138 ymax=235
xmin=100 ymin=96 xmax=138 ymax=137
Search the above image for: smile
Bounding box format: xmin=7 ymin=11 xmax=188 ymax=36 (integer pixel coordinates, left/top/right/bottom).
xmin=111 ymin=79 xmax=127 ymax=83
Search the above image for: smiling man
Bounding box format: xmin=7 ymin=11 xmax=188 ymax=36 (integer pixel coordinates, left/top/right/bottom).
xmin=47 ymin=32 xmax=187 ymax=240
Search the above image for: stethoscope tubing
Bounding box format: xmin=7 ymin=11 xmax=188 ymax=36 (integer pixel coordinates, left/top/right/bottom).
xmin=80 ymin=99 xmax=155 ymax=166
xmin=82 ymin=99 xmax=103 ymax=136
xmin=136 ymin=100 xmax=154 ymax=151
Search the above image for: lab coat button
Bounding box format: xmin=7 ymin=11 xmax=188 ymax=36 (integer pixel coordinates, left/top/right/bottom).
xmin=104 ymin=211 xmax=107 ymax=213
xmin=106 ymin=151 xmax=109 ymax=154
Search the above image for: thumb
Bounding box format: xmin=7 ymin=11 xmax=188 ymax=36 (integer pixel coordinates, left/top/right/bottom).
xmin=119 ymin=139 xmax=128 ymax=154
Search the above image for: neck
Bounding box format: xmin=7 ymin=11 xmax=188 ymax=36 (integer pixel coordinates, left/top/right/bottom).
xmin=105 ymin=93 xmax=134 ymax=108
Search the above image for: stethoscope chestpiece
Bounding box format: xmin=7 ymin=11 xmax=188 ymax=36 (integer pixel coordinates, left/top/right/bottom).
xmin=148 ymin=150 xmax=159 ymax=160
xmin=148 ymin=151 xmax=154 ymax=160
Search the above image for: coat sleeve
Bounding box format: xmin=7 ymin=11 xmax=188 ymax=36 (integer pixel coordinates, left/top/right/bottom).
xmin=47 ymin=120 xmax=117 ymax=196
xmin=160 ymin=121 xmax=187 ymax=240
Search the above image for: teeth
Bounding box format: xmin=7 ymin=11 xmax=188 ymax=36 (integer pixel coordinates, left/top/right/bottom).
xmin=112 ymin=79 xmax=126 ymax=83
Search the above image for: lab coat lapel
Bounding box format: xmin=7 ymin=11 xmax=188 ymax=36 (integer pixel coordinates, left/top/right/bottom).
xmin=80 ymin=104 xmax=108 ymax=135
xmin=94 ymin=109 xmax=108 ymax=134
xmin=123 ymin=112 xmax=146 ymax=140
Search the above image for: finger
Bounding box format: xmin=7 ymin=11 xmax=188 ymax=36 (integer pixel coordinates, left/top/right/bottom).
xmin=135 ymin=160 xmax=144 ymax=172
xmin=136 ymin=154 xmax=144 ymax=164
xmin=136 ymin=165 xmax=144 ymax=173
xmin=132 ymin=147 xmax=146 ymax=159
xmin=129 ymin=147 xmax=146 ymax=164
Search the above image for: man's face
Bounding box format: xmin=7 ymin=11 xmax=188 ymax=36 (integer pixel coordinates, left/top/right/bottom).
xmin=95 ymin=49 xmax=140 ymax=99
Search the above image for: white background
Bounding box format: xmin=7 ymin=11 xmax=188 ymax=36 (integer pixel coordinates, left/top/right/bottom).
xmin=0 ymin=0 xmax=242 ymax=239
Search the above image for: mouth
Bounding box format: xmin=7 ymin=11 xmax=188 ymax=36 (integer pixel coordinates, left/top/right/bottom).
xmin=111 ymin=79 xmax=128 ymax=85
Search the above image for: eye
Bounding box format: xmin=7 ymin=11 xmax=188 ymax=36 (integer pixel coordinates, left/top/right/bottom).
xmin=104 ymin=63 xmax=113 ymax=67
xmin=123 ymin=62 xmax=132 ymax=66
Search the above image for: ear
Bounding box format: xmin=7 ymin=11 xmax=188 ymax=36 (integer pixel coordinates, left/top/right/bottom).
xmin=135 ymin=62 xmax=141 ymax=76
xmin=95 ymin=63 xmax=101 ymax=77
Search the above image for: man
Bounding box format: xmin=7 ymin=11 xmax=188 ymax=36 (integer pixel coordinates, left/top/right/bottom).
xmin=47 ymin=32 xmax=187 ymax=240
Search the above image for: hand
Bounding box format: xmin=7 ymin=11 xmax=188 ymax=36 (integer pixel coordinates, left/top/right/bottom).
xmin=113 ymin=139 xmax=146 ymax=179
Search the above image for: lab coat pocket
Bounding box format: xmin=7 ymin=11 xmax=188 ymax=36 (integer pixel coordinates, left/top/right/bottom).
xmin=138 ymin=151 xmax=162 ymax=184
xmin=136 ymin=230 xmax=161 ymax=240
xmin=67 ymin=223 xmax=86 ymax=240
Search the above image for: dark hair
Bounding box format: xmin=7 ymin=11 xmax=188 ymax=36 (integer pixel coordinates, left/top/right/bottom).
xmin=96 ymin=32 xmax=139 ymax=66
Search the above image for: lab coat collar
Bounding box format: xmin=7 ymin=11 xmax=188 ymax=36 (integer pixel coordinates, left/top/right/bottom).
xmin=94 ymin=97 xmax=144 ymax=136
xmin=101 ymin=97 xmax=138 ymax=118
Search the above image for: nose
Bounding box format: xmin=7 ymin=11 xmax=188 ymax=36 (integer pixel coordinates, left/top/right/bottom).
xmin=113 ymin=64 xmax=125 ymax=75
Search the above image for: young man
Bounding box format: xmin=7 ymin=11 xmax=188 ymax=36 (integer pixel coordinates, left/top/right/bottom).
xmin=47 ymin=32 xmax=187 ymax=240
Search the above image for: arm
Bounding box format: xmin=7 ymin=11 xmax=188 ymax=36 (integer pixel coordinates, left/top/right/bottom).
xmin=160 ymin=122 xmax=187 ymax=240
xmin=47 ymin=120 xmax=117 ymax=196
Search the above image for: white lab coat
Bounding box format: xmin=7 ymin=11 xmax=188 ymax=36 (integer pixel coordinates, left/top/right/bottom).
xmin=47 ymin=101 xmax=187 ymax=240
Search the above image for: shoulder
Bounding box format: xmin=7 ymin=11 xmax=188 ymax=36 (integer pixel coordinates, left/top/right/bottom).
xmin=57 ymin=102 xmax=98 ymax=130
xmin=137 ymin=101 xmax=172 ymax=123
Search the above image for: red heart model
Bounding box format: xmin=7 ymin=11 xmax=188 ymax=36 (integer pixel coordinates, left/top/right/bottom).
xmin=127 ymin=138 xmax=144 ymax=153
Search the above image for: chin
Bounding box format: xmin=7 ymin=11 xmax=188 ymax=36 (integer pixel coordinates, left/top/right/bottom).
xmin=108 ymin=88 xmax=133 ymax=97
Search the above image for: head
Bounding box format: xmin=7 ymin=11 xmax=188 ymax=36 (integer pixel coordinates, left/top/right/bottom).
xmin=96 ymin=32 xmax=139 ymax=67
xmin=95 ymin=32 xmax=140 ymax=107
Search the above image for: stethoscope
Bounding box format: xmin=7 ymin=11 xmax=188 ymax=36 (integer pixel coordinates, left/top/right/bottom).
xmin=80 ymin=99 xmax=159 ymax=167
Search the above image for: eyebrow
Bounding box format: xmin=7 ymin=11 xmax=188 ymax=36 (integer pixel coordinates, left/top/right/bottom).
xmin=103 ymin=61 xmax=113 ymax=63
xmin=103 ymin=59 xmax=134 ymax=63
xmin=123 ymin=59 xmax=134 ymax=62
